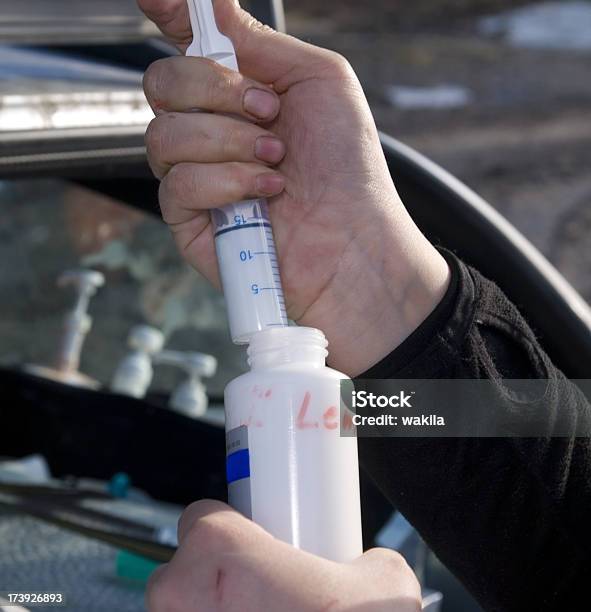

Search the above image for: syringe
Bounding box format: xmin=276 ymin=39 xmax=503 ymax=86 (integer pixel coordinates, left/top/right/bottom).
xmin=186 ymin=0 xmax=288 ymax=344
xmin=182 ymin=3 xmax=364 ymax=564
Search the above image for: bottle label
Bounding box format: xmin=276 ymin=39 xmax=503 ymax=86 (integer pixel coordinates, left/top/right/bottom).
xmin=225 ymin=425 xmax=252 ymax=518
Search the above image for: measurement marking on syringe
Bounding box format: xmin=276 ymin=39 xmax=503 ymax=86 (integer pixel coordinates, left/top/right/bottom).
xmin=215 ymin=222 xmax=272 ymax=237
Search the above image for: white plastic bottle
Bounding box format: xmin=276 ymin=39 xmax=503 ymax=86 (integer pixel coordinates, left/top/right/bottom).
xmin=111 ymin=325 xmax=164 ymax=398
xmin=224 ymin=327 xmax=363 ymax=562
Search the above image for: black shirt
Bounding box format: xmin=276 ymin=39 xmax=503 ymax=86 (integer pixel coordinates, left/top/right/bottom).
xmin=358 ymin=250 xmax=591 ymax=612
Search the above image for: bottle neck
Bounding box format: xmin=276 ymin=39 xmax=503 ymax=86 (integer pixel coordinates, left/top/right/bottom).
xmin=247 ymin=327 xmax=328 ymax=370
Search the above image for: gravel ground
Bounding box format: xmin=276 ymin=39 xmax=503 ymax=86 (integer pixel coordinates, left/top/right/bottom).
xmin=285 ymin=0 xmax=591 ymax=302
xmin=284 ymin=0 xmax=535 ymax=32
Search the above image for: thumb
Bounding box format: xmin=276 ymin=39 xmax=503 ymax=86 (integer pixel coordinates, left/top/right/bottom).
xmin=214 ymin=0 xmax=336 ymax=87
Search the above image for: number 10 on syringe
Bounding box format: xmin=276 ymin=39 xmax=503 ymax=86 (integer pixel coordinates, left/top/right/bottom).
xmin=212 ymin=198 xmax=288 ymax=344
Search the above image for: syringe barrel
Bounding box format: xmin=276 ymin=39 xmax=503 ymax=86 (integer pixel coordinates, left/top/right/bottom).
xmin=212 ymin=198 xmax=288 ymax=343
xmin=184 ymin=0 xmax=288 ymax=343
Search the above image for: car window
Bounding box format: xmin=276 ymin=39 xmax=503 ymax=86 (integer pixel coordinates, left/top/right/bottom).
xmin=0 ymin=177 xmax=246 ymax=397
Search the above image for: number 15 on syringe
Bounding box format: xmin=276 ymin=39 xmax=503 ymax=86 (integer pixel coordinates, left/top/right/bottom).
xmin=211 ymin=200 xmax=288 ymax=343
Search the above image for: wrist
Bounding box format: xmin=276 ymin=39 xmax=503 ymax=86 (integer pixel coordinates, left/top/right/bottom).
xmin=306 ymin=221 xmax=451 ymax=377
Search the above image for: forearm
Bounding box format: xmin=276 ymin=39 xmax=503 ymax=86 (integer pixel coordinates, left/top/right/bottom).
xmin=358 ymin=249 xmax=591 ymax=611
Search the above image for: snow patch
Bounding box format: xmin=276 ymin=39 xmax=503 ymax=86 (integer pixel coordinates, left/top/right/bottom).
xmin=385 ymin=84 xmax=473 ymax=110
xmin=480 ymin=2 xmax=591 ymax=51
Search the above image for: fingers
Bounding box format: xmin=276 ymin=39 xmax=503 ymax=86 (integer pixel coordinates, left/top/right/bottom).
xmin=213 ymin=0 xmax=339 ymax=85
xmin=164 ymin=211 xmax=220 ymax=288
xmin=352 ymin=548 xmax=422 ymax=608
xmin=145 ymin=112 xmax=286 ymax=178
xmin=352 ymin=548 xmax=415 ymax=578
xmin=143 ymin=57 xmax=287 ymax=229
xmin=177 ymin=499 xmax=239 ymax=545
xmin=137 ymin=0 xmax=192 ymax=51
xmin=159 ymin=162 xmax=284 ymax=224
xmin=146 ymin=500 xmax=270 ymax=612
xmin=176 ymin=499 xmax=271 ymax=554
xmin=139 ymin=0 xmax=340 ymax=86
xmin=143 ymin=56 xmax=280 ymax=121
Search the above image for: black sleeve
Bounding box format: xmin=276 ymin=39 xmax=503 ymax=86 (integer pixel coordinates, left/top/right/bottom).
xmin=357 ymin=249 xmax=591 ymax=612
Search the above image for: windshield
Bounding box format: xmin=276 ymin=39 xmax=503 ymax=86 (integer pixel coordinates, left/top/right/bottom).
xmin=0 ymin=178 xmax=245 ymax=396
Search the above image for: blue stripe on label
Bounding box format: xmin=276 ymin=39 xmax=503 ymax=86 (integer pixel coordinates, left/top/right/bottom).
xmin=226 ymin=448 xmax=250 ymax=484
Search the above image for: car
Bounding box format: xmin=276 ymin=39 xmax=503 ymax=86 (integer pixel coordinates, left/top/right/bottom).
xmin=1 ymin=2 xmax=590 ymax=611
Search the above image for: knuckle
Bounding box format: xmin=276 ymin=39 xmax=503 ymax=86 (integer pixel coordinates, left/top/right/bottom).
xmin=380 ymin=548 xmax=411 ymax=571
xmin=247 ymin=15 xmax=277 ymax=39
xmin=220 ymin=125 xmax=243 ymax=159
xmin=158 ymin=164 xmax=195 ymax=222
xmin=226 ymin=162 xmax=252 ymax=194
xmin=143 ymin=59 xmax=168 ymax=102
xmin=365 ymin=547 xmax=412 ymax=575
xmin=204 ymin=67 xmax=236 ymax=110
xmin=167 ymin=163 xmax=196 ymax=202
xmin=177 ymin=499 xmax=236 ymax=543
xmin=145 ymin=113 xmax=177 ymax=162
xmin=145 ymin=116 xmax=164 ymax=159
xmin=185 ymin=512 xmax=243 ymax=554
xmin=383 ymin=551 xmax=422 ymax=594
xmin=324 ymin=51 xmax=355 ymax=78
xmin=362 ymin=548 xmax=422 ymax=605
xmin=158 ymin=179 xmax=174 ymax=223
xmin=387 ymin=550 xmax=411 ymax=572
xmin=189 ymin=516 xmax=230 ymax=550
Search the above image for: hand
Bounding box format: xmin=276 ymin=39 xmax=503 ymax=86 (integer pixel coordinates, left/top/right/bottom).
xmin=146 ymin=500 xmax=421 ymax=612
xmin=139 ymin=0 xmax=450 ymax=376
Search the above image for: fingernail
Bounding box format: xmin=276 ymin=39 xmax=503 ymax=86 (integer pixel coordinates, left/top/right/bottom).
xmin=244 ymin=88 xmax=278 ymax=120
xmin=255 ymin=136 xmax=285 ymax=163
xmin=256 ymin=173 xmax=285 ymax=195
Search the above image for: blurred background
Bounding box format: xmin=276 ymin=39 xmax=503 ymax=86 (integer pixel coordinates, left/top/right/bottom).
xmin=0 ymin=0 xmax=589 ymax=393
xmin=287 ymin=0 xmax=591 ymax=303
xmin=0 ymin=2 xmax=589 ymax=610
